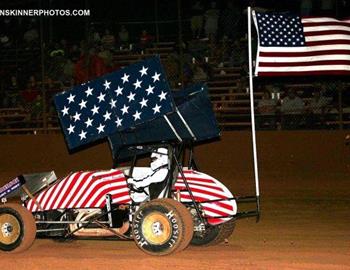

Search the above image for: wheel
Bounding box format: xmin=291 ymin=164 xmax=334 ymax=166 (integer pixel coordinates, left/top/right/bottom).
xmin=0 ymin=203 xmax=36 ymax=253
xmin=132 ymin=198 xmax=193 ymax=255
xmin=157 ymin=199 xmax=193 ymax=252
xmin=191 ymin=219 xmax=235 ymax=246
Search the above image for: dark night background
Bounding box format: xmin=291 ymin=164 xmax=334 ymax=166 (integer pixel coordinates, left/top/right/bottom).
xmin=0 ymin=0 xmax=345 ymax=42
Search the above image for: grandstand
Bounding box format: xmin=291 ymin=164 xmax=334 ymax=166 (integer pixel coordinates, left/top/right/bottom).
xmin=0 ymin=0 xmax=349 ymax=134
xmin=1 ymin=41 xmax=349 ymax=134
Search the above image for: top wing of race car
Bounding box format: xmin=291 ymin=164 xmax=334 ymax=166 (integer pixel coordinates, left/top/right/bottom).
xmin=108 ymin=84 xmax=220 ymax=161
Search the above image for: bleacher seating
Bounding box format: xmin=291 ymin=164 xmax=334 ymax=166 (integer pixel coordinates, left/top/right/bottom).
xmin=0 ymin=41 xmax=349 ymax=133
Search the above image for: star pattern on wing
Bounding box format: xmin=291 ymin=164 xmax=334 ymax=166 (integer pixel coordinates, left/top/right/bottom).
xmin=121 ymin=104 xmax=129 ymax=115
xmin=115 ymin=86 xmax=123 ymax=96
xmin=79 ymin=99 xmax=87 ymax=109
xmin=67 ymin=94 xmax=75 ymax=104
xmin=152 ymin=72 xmax=161 ymax=82
xmin=85 ymin=87 xmax=93 ymax=97
xmin=91 ymin=105 xmax=99 ymax=115
xmin=67 ymin=124 xmax=75 ymax=134
xmin=104 ymin=80 xmax=111 ymax=89
xmin=116 ymin=117 xmax=123 ymax=127
xmin=145 ymin=85 xmax=154 ymax=95
xmin=61 ymin=106 xmax=69 ymax=116
xmin=121 ymin=73 xmax=129 ymax=84
xmin=139 ymin=98 xmax=148 ymax=108
xmin=97 ymin=92 xmax=106 ymax=103
xmin=152 ymin=104 xmax=161 ymax=114
xmin=127 ymin=92 xmax=136 ymax=102
xmin=79 ymin=130 xmax=87 ymax=140
xmin=133 ymin=79 xmax=142 ymax=90
xmin=110 ymin=99 xmax=117 ymax=108
xmin=103 ymin=111 xmax=112 ymax=121
xmin=73 ymin=112 xmax=81 ymax=122
xmin=133 ymin=110 xmax=142 ymax=121
xmin=85 ymin=117 xmax=93 ymax=128
xmin=55 ymin=57 xmax=174 ymax=149
xmin=139 ymin=66 xmax=148 ymax=77
xmin=158 ymin=91 xmax=167 ymax=101
xmin=96 ymin=123 xmax=105 ymax=134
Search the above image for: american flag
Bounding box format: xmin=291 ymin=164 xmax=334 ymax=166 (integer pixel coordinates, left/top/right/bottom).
xmin=253 ymin=11 xmax=350 ymax=76
xmin=54 ymin=56 xmax=174 ymax=149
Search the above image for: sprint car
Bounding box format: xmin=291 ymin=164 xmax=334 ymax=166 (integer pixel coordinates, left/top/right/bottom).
xmin=0 ymin=84 xmax=259 ymax=255
xmin=0 ymin=143 xmax=258 ymax=255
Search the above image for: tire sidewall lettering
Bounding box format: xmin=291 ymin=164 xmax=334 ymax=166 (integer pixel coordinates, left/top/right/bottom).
xmin=132 ymin=204 xmax=182 ymax=252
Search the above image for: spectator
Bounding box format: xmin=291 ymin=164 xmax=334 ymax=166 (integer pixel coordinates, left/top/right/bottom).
xmin=280 ymin=89 xmax=305 ymax=129
xmin=308 ymin=90 xmax=329 ymax=114
xmin=257 ymin=90 xmax=277 ymax=129
xmin=49 ymin=42 xmax=65 ymax=57
xmin=300 ymin=0 xmax=313 ymax=16
xmin=319 ymin=0 xmax=335 ymax=16
xmin=306 ymin=89 xmax=331 ymax=128
xmin=139 ymin=30 xmax=153 ymax=52
xmin=63 ymin=58 xmax=75 ymax=84
xmin=220 ymin=1 xmax=241 ymax=40
xmin=118 ymin=25 xmax=129 ymax=47
xmin=192 ymin=63 xmax=208 ymax=83
xmin=98 ymin=46 xmax=114 ymax=72
xmin=88 ymin=27 xmax=101 ymax=45
xmin=75 ymin=47 xmax=106 ymax=84
xmin=165 ymin=53 xmax=180 ymax=88
xmin=21 ymin=76 xmax=41 ymax=118
xmin=47 ymin=51 xmax=66 ymax=82
xmin=23 ymin=25 xmax=39 ymax=48
xmin=3 ymin=76 xmax=20 ymax=108
xmin=0 ymin=34 xmax=11 ymax=48
xmin=230 ymin=40 xmax=246 ymax=66
xmin=101 ymin=29 xmax=116 ymax=50
xmin=2 ymin=18 xmax=12 ymax=38
xmin=204 ymin=2 xmax=219 ymax=40
xmin=215 ymin=36 xmax=231 ymax=67
xmin=190 ymin=1 xmax=204 ymax=39
xmin=60 ymin=39 xmax=69 ymax=54
xmin=68 ymin=44 xmax=81 ymax=62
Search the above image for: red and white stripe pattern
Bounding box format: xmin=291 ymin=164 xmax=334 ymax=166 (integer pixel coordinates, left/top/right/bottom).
xmin=26 ymin=169 xmax=130 ymax=212
xmin=253 ymin=11 xmax=350 ymax=76
xmin=175 ymin=170 xmax=236 ymax=226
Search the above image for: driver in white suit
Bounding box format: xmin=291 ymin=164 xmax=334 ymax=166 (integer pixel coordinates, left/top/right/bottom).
xmin=127 ymin=148 xmax=169 ymax=202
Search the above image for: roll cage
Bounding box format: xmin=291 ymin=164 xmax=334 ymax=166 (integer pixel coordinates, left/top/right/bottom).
xmin=115 ymin=142 xmax=260 ymax=223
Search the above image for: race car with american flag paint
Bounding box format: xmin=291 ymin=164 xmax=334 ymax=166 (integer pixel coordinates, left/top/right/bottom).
xmin=0 ymin=143 xmax=259 ymax=255
xmin=0 ymin=82 xmax=260 ymax=255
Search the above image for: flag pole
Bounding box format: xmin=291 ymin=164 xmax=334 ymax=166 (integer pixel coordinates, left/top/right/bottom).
xmin=248 ymin=6 xmax=260 ymax=216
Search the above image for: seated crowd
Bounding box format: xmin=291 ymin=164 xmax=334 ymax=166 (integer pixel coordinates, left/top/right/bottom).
xmin=0 ymin=1 xmax=348 ymax=131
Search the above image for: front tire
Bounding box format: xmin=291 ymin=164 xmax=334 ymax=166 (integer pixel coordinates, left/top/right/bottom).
xmin=0 ymin=203 xmax=36 ymax=253
xmin=132 ymin=198 xmax=193 ymax=255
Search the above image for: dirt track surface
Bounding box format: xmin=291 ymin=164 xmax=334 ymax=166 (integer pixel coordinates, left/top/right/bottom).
xmin=1 ymin=194 xmax=349 ymax=270
xmin=0 ymin=132 xmax=350 ymax=269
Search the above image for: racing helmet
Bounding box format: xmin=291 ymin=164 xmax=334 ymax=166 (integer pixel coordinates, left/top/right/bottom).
xmin=150 ymin=148 xmax=168 ymax=171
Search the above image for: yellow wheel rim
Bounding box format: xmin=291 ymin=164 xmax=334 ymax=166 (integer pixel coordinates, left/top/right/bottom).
xmin=0 ymin=214 xmax=21 ymax=245
xmin=142 ymin=212 xmax=172 ymax=245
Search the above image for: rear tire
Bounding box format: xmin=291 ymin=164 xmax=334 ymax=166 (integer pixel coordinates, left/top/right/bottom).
xmin=0 ymin=203 xmax=36 ymax=253
xmin=191 ymin=219 xmax=235 ymax=246
xmin=132 ymin=198 xmax=193 ymax=255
